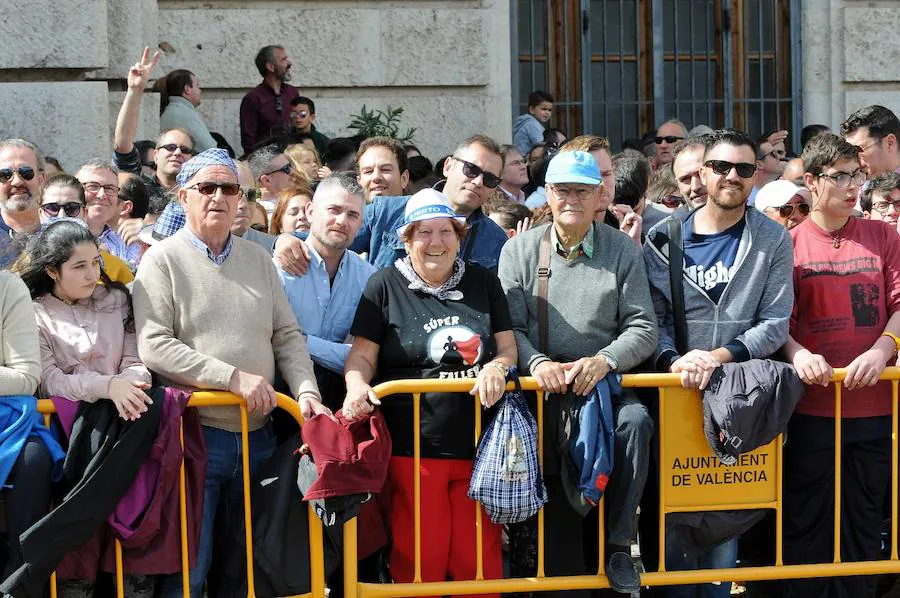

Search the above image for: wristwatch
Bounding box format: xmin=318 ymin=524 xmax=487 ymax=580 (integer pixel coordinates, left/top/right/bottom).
xmin=601 ymin=353 xmax=618 ymax=372
xmin=487 ymin=361 xmax=510 ymax=375
xmin=881 ymin=331 xmax=900 ymax=351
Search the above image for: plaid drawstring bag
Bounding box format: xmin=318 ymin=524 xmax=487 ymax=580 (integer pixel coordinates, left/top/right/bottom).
xmin=468 ymin=368 xmax=548 ymax=524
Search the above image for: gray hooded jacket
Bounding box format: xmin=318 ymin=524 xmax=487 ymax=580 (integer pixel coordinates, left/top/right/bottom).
xmin=642 ymin=206 xmax=794 ymax=370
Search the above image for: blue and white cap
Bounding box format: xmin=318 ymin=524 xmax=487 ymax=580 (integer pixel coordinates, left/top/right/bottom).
xmin=396 ymin=189 xmax=467 ymax=237
xmin=176 ymin=148 xmax=238 ymax=187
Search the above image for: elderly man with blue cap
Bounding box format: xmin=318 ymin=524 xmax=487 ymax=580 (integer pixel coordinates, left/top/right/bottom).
xmin=498 ymin=150 xmax=657 ymax=594
xmin=132 ymin=148 xmax=328 ymax=597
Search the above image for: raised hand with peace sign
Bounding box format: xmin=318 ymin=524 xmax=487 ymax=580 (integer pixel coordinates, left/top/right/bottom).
xmin=127 ymin=47 xmax=160 ymax=92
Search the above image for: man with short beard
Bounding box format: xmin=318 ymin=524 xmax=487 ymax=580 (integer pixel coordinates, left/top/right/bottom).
xmin=671 ymin=137 xmax=710 ymax=210
xmin=276 ymin=172 xmax=375 ymax=408
xmin=643 ymin=130 xmax=793 ymax=594
xmin=0 ymin=138 xmax=45 ymax=268
xmin=240 ymin=45 xmax=299 ymax=154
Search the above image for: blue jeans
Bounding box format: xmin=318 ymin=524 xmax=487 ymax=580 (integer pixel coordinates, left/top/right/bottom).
xmin=665 ymin=530 xmax=738 ymax=598
xmin=161 ymin=424 xmax=276 ymax=598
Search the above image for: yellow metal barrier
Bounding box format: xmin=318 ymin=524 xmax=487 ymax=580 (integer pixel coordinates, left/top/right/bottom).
xmin=339 ymin=369 xmax=900 ymax=598
xmin=36 ymin=391 xmax=328 ymax=598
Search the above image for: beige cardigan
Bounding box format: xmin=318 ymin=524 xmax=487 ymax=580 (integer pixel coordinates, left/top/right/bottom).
xmin=0 ymin=272 xmax=40 ymax=396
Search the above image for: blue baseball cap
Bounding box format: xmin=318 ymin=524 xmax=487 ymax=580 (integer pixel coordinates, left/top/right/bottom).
xmin=545 ymin=151 xmax=602 ymax=185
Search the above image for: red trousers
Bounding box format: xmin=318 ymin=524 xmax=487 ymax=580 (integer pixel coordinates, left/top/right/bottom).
xmin=388 ymin=456 xmax=502 ymax=598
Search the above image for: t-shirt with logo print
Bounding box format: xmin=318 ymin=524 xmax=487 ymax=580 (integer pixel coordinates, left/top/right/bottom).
xmin=682 ymin=213 xmax=745 ymax=303
xmin=351 ymin=264 xmax=513 ymax=459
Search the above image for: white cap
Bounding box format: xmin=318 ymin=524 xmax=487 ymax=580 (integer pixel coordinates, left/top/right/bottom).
xmin=755 ymin=180 xmax=812 ymax=213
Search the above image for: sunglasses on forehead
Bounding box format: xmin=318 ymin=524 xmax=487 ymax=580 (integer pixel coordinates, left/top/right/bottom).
xmin=0 ymin=166 xmax=36 ymax=183
xmin=453 ymin=156 xmax=501 ymax=188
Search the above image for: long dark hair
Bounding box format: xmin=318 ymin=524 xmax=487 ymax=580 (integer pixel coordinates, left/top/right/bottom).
xmin=16 ymin=220 xmax=135 ymax=331
xmin=159 ymin=69 xmax=195 ymax=115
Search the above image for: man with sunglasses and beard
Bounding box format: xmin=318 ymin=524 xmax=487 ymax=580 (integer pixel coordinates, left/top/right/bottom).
xmin=643 ymin=130 xmax=793 ymax=596
xmin=0 ymin=138 xmax=45 ymax=268
xmin=274 ymin=134 xmax=509 ymax=275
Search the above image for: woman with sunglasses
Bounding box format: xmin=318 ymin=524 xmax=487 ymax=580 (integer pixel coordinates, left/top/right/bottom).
xmin=37 ymin=175 xmax=135 ymax=285
xmin=754 ymin=180 xmax=811 ymax=230
xmin=17 ymin=219 xmax=154 ymax=596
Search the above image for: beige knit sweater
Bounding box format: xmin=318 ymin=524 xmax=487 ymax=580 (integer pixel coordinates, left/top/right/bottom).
xmin=0 ymin=272 xmax=40 ymax=396
xmin=133 ymin=230 xmax=320 ymax=431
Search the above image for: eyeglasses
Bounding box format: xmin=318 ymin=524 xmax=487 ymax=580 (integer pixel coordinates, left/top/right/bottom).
xmin=291 ymin=110 xmax=309 ymax=118
xmin=773 ymin=203 xmax=810 ymax=218
xmin=0 ymin=166 xmax=36 ymax=183
xmin=452 ymin=156 xmax=501 ymax=188
xmin=656 ymin=136 xmax=684 ymax=144
xmin=157 ymin=143 xmax=195 ymax=155
xmin=187 ymin=182 xmax=243 ymax=197
xmin=250 ymin=223 xmax=268 ymax=232
xmin=41 ymin=202 xmax=83 ymax=218
xmin=548 ymin=184 xmax=596 ymax=201
xmin=264 ymin=163 xmax=293 ymax=177
xmin=817 ymin=169 xmax=866 ymax=189
xmin=704 ymin=160 xmax=758 ymax=178
xmin=872 ymin=199 xmax=900 ymax=214
xmin=82 ymin=182 xmax=120 ymax=196
xmin=660 ymin=194 xmax=684 ymax=209
xmin=856 ymin=139 xmax=883 ymax=154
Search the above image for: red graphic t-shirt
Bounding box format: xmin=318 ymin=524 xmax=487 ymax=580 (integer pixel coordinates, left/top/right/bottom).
xmin=790 ymin=217 xmax=900 ymax=417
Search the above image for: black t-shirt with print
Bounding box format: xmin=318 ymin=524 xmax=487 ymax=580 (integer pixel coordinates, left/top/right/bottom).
xmin=351 ymin=264 xmax=513 ymax=459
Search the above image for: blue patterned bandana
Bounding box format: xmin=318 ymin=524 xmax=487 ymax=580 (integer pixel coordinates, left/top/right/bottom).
xmin=175 ymin=148 xmax=238 ymax=187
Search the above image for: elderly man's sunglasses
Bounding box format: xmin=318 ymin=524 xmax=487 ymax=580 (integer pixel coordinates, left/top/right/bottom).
xmin=453 ymin=156 xmax=501 ymax=188
xmin=0 ymin=166 xmax=36 ymax=183
xmin=655 ymin=136 xmax=684 ymax=144
xmin=188 ymin=182 xmax=243 ymax=197
xmin=704 ymin=160 xmax=757 ymax=178
xmin=41 ymin=202 xmax=83 ymax=217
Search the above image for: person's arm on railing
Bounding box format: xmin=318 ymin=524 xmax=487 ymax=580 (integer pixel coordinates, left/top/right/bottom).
xmin=844 ymin=311 xmax=900 ymax=390
xmin=342 ymin=337 xmax=381 ymax=420
xmin=784 ymin=333 xmax=833 ymax=387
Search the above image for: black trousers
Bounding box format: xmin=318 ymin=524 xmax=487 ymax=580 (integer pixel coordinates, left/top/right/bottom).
xmin=782 ymin=414 xmax=891 ymax=598
xmin=2 ymin=437 xmax=54 ymax=582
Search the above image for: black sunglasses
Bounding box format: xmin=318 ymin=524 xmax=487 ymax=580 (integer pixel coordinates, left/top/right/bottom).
xmin=157 ymin=143 xmax=195 ymax=155
xmin=0 ymin=166 xmax=36 ymax=183
xmin=41 ymin=202 xmax=83 ymax=217
xmin=188 ymin=182 xmax=243 ymax=196
xmin=655 ymin=135 xmax=684 ymax=144
xmin=776 ymin=203 xmax=810 ymax=218
xmin=264 ymin=163 xmax=293 ymax=177
xmin=704 ymin=160 xmax=757 ymax=179
xmin=453 ymin=157 xmax=501 ymax=188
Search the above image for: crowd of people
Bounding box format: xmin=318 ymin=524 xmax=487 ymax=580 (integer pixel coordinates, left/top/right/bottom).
xmin=0 ymin=42 xmax=899 ymax=598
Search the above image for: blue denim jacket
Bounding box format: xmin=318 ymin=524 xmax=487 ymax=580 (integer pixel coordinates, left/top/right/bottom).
xmin=344 ymin=194 xmax=508 ymax=272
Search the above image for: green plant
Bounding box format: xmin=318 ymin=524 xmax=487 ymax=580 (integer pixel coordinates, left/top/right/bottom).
xmin=347 ymin=104 xmax=417 ymax=143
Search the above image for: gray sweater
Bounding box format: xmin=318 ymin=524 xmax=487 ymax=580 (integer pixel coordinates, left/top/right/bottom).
xmin=642 ymin=207 xmax=793 ymax=370
xmin=498 ymin=222 xmax=658 ymax=373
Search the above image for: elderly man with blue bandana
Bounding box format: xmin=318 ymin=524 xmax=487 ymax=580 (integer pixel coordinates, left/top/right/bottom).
xmin=132 ymin=148 xmax=328 ymax=597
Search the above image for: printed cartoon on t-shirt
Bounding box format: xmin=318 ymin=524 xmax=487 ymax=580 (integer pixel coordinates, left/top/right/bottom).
xmin=423 ymin=315 xmax=484 ymax=379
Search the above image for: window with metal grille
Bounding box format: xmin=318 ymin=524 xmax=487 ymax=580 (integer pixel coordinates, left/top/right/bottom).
xmin=512 ymin=0 xmax=801 ymax=152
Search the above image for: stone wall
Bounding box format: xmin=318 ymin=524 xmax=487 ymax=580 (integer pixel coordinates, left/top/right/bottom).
xmin=802 ymin=0 xmax=900 ymax=130
xmin=0 ymin=0 xmax=511 ymax=170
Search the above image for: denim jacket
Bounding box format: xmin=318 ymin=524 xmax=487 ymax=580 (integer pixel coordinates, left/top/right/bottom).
xmin=347 ymin=193 xmax=508 ymax=272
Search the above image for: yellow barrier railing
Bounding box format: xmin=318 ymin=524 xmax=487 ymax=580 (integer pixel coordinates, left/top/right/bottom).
xmin=338 ymin=368 xmax=900 ymax=598
xmin=37 ymin=391 xmax=327 ymax=598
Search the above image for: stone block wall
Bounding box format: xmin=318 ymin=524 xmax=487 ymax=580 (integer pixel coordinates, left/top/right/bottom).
xmin=802 ymin=0 xmax=900 ymax=130
xmin=0 ymin=0 xmax=511 ymax=171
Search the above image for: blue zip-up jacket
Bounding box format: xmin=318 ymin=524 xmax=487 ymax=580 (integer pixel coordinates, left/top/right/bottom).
xmin=0 ymin=395 xmax=64 ymax=487
xmin=348 ymin=192 xmax=508 ymax=272
xmin=570 ymin=375 xmax=618 ymax=505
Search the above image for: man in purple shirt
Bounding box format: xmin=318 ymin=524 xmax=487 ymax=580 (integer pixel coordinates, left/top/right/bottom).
xmin=239 ymin=45 xmax=299 ymax=155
